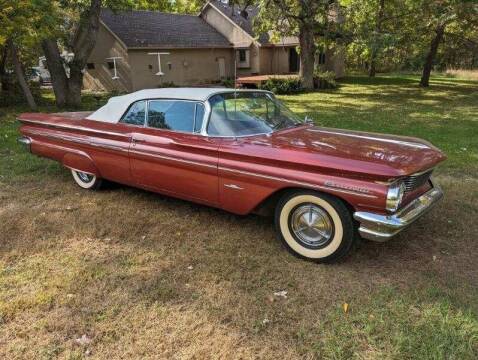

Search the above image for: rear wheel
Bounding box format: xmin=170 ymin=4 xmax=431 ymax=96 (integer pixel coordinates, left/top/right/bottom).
xmin=71 ymin=169 xmax=102 ymax=190
xmin=275 ymin=190 xmax=355 ymax=263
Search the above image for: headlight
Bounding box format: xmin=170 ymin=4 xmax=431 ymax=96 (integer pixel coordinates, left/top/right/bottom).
xmin=386 ymin=180 xmax=406 ymax=212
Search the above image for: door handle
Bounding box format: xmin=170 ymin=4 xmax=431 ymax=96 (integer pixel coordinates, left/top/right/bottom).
xmin=132 ymin=138 xmax=145 ymax=145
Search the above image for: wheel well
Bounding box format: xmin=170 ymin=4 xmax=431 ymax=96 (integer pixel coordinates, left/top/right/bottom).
xmin=252 ymin=187 xmax=356 ymax=217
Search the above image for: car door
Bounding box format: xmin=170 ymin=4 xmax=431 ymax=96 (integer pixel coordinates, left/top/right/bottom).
xmin=129 ymin=99 xmax=219 ymax=206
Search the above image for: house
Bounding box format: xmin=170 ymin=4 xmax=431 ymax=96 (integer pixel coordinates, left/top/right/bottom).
xmin=84 ymin=0 xmax=345 ymax=92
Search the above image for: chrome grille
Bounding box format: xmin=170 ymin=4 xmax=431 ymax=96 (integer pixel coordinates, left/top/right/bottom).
xmin=403 ymin=169 xmax=433 ymax=192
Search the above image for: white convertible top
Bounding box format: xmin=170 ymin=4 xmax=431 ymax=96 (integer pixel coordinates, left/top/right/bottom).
xmin=86 ymin=88 xmax=270 ymax=123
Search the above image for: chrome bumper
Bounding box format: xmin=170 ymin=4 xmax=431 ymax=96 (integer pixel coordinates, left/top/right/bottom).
xmin=17 ymin=136 xmax=32 ymax=152
xmin=353 ymin=182 xmax=444 ymax=242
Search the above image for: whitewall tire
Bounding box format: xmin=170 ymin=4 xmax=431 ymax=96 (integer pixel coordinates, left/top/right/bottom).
xmin=71 ymin=169 xmax=102 ymax=190
xmin=275 ymin=191 xmax=355 ymax=263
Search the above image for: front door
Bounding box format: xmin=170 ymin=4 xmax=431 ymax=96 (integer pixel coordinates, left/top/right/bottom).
xmin=129 ymin=100 xmax=219 ymax=206
xmin=289 ymin=47 xmax=300 ymax=73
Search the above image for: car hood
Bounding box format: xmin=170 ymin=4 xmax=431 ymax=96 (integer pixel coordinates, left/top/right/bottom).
xmin=262 ymin=126 xmax=447 ymax=179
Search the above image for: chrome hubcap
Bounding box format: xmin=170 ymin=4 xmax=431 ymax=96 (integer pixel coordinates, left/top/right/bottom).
xmin=290 ymin=204 xmax=334 ymax=248
xmin=77 ymin=171 xmax=93 ymax=183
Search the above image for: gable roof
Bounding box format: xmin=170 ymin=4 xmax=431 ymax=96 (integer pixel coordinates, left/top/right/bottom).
xmin=100 ymin=9 xmax=232 ymax=49
xmin=206 ymin=0 xmax=298 ymax=46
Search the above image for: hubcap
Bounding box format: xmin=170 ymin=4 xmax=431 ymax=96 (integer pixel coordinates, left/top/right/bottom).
xmin=289 ymin=204 xmax=334 ymax=248
xmin=77 ymin=171 xmax=94 ymax=183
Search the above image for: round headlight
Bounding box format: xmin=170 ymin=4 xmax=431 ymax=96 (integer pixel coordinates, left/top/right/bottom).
xmin=386 ymin=180 xmax=406 ymax=212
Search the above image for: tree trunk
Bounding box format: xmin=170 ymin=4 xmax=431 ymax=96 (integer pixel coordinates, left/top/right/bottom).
xmin=369 ymin=0 xmax=385 ymax=77
xmin=41 ymin=39 xmax=69 ymax=107
xmin=41 ymin=0 xmax=101 ymax=107
xmin=0 ymin=45 xmax=9 ymax=92
xmin=8 ymin=39 xmax=37 ymax=110
xmin=420 ymin=24 xmax=445 ymax=87
xmin=299 ymin=22 xmax=316 ymax=90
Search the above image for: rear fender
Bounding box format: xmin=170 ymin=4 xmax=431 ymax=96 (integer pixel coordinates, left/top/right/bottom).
xmin=62 ymin=152 xmax=100 ymax=177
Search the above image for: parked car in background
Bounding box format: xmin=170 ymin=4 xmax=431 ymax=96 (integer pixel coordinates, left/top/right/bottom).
xmin=17 ymin=88 xmax=446 ymax=262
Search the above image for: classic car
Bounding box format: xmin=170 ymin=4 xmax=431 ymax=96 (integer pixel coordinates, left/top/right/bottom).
xmin=17 ymin=88 xmax=446 ymax=262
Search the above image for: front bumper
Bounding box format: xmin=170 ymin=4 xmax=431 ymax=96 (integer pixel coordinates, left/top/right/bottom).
xmin=353 ymin=181 xmax=443 ymax=242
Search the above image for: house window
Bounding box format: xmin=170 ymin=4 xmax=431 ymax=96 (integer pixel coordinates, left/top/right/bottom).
xmin=237 ymin=49 xmax=250 ymax=68
xmin=107 ymin=61 xmax=115 ymax=70
xmin=318 ymin=52 xmax=326 ymax=65
xmin=239 ymin=49 xmax=246 ymax=62
xmin=87 ymin=63 xmax=95 ymax=70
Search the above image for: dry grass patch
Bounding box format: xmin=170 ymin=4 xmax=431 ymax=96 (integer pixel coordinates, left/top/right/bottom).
xmin=0 ymin=172 xmax=477 ymax=359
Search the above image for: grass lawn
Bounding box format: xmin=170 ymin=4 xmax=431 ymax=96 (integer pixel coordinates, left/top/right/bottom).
xmin=0 ymin=75 xmax=477 ymax=359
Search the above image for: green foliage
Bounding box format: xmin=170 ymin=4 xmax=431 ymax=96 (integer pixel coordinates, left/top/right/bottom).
xmin=259 ymin=77 xmax=303 ymax=94
xmin=342 ymin=0 xmax=478 ymax=73
xmin=221 ymin=78 xmax=235 ymax=88
xmin=0 ymin=82 xmax=42 ymax=107
xmin=313 ymin=70 xmax=337 ymax=88
xmin=157 ymin=81 xmax=177 ymax=88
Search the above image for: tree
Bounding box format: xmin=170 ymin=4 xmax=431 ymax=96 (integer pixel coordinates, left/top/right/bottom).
xmin=0 ymin=0 xmax=56 ymax=109
xmin=41 ymin=0 xmax=105 ymax=107
xmin=418 ymin=0 xmax=478 ymax=87
xmin=8 ymin=39 xmax=37 ymax=110
xmin=41 ymin=0 xmax=196 ymax=107
xmin=369 ymin=0 xmax=385 ymax=77
xmin=258 ymin=0 xmax=335 ymax=90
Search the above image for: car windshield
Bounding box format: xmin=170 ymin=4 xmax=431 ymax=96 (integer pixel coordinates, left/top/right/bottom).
xmin=207 ymin=92 xmax=303 ymax=137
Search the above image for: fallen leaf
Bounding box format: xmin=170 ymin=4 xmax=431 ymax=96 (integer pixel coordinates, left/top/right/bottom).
xmin=343 ymin=303 xmax=349 ymax=313
xmin=187 ymin=265 xmax=193 ymax=270
xmin=75 ymin=334 xmax=92 ymax=346
xmin=273 ymin=290 xmax=288 ymax=299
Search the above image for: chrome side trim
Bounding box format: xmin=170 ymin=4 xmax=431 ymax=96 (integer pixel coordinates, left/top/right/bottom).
xmin=18 ymin=119 xmax=130 ymax=138
xmin=353 ymin=181 xmax=443 ymax=242
xmin=219 ymin=166 xmax=378 ymax=198
xmin=129 ymin=149 xmax=217 ymax=170
xmin=65 ymin=166 xmax=96 ymax=176
xmin=26 ymin=129 xmax=129 ymax=153
xmin=224 ymin=184 xmax=244 ymax=190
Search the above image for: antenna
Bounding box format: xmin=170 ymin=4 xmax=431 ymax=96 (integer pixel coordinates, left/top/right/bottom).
xmin=106 ymin=57 xmax=122 ymax=80
xmin=148 ymin=52 xmax=170 ymax=76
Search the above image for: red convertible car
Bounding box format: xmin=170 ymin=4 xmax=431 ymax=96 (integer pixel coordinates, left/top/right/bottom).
xmin=18 ymin=88 xmax=446 ymax=262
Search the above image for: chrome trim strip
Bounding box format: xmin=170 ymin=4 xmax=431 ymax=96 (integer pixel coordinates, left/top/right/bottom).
xmin=354 ymin=181 xmax=443 ymax=242
xmin=308 ymin=128 xmax=431 ymax=149
xmin=26 ymin=129 xmax=128 ymax=153
xmin=219 ymin=166 xmax=378 ymax=198
xmin=224 ymin=184 xmax=244 ymax=190
xmin=129 ymin=149 xmax=217 ymax=169
xmin=18 ymin=119 xmax=130 ymax=138
xmin=65 ymin=166 xmax=95 ymax=176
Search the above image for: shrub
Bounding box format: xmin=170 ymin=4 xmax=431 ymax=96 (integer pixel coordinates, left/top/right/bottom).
xmin=221 ymin=78 xmax=235 ymax=88
xmin=0 ymin=81 xmax=42 ymax=107
xmin=313 ymin=70 xmax=337 ymax=89
xmin=158 ymin=81 xmax=177 ymax=88
xmin=259 ymin=77 xmax=303 ymax=94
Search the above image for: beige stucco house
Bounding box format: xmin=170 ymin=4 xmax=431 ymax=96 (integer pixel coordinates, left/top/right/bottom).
xmin=84 ymin=0 xmax=345 ymax=92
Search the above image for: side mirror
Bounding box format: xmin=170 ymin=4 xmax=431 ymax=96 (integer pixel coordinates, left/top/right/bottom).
xmin=304 ymin=115 xmax=314 ymax=124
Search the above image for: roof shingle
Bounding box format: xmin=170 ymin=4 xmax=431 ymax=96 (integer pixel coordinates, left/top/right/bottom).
xmin=100 ymin=9 xmax=232 ymax=49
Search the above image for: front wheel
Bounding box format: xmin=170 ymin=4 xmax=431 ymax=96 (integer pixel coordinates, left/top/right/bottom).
xmin=275 ymin=191 xmax=356 ymax=263
xmin=71 ymin=169 xmax=102 ymax=190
